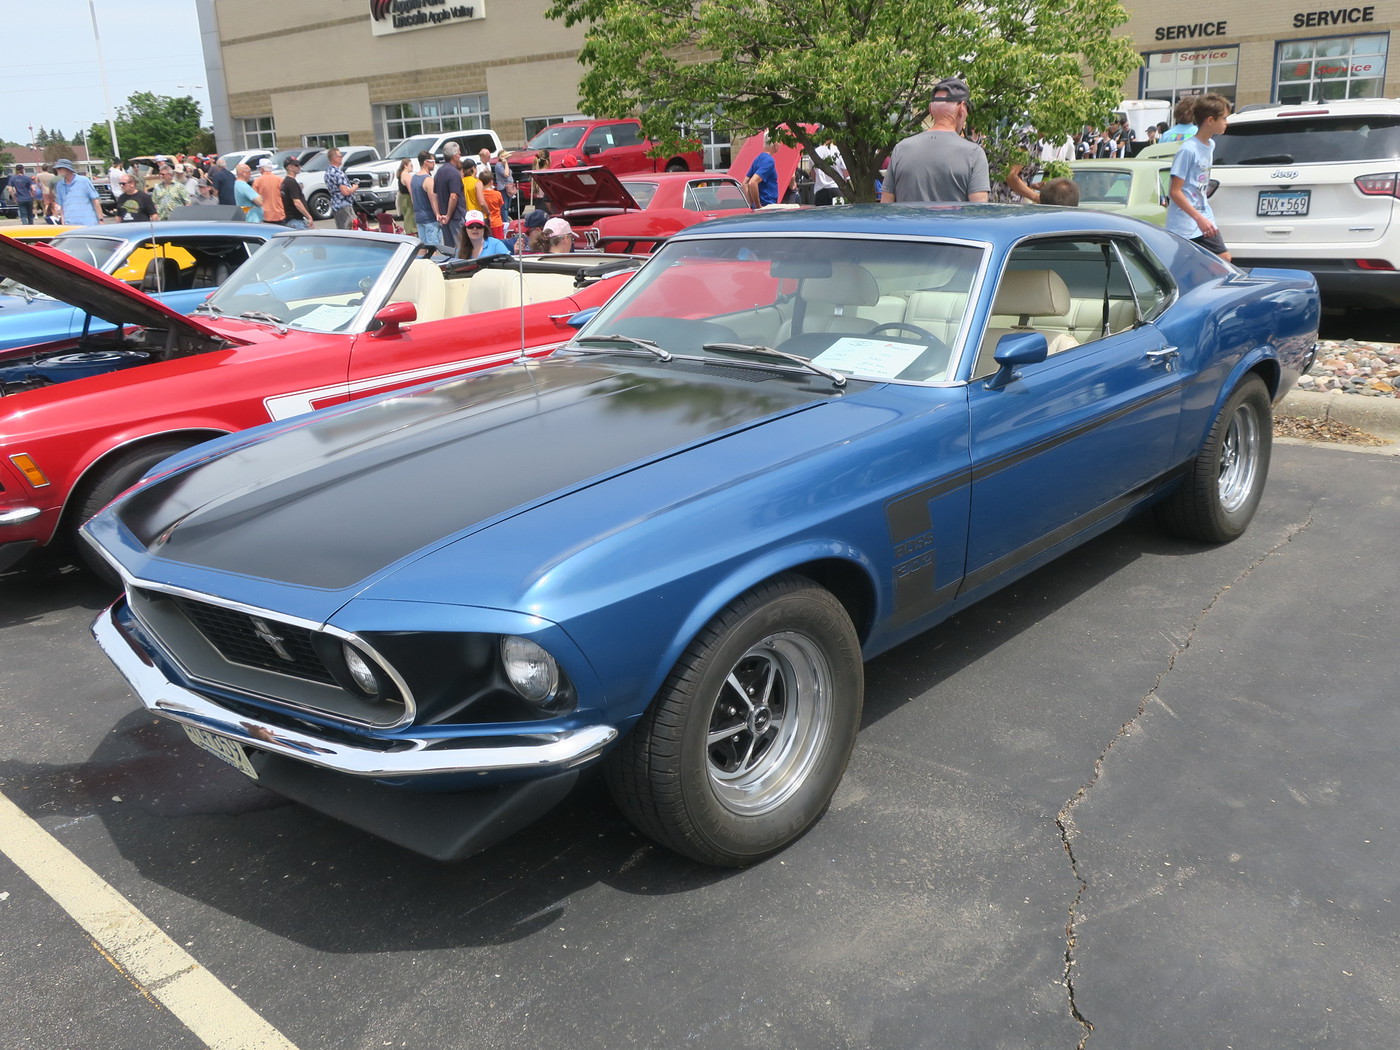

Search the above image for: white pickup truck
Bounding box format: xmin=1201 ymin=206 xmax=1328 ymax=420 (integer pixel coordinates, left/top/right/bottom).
xmin=348 ymin=128 xmax=503 ymax=211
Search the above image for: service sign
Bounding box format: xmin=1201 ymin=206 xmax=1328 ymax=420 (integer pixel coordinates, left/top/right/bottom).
xmin=369 ymin=0 xmax=485 ymax=36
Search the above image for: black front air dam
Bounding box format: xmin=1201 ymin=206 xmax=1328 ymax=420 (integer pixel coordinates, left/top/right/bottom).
xmin=249 ymin=752 xmax=580 ymax=862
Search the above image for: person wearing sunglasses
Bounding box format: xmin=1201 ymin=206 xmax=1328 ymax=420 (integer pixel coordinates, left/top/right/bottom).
xmin=113 ymin=172 xmax=157 ymax=223
xmin=151 ymin=165 xmax=192 ymax=220
xmin=881 ymin=76 xmax=989 ymax=204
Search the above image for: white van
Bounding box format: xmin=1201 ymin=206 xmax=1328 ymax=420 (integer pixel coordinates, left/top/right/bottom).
xmin=1114 ymin=100 xmax=1171 ymax=148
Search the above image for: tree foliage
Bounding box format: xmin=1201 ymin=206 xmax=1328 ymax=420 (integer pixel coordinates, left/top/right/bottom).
xmin=546 ymin=0 xmax=1140 ymax=201
xmin=85 ymin=92 xmax=206 ymax=160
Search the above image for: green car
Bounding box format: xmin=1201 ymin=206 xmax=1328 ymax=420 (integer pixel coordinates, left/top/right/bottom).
xmin=1061 ymin=157 xmax=1176 ymax=226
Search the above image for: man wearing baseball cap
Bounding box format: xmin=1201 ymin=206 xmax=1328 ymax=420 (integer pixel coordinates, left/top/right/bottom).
xmin=49 ymin=158 xmax=103 ymax=225
xmin=881 ymin=76 xmax=989 ymax=204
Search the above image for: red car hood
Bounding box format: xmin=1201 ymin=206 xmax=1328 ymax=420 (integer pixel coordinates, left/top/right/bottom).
xmin=727 ymin=130 xmax=808 ymax=192
xmin=0 ymin=232 xmax=230 ymax=345
xmin=527 ymin=167 xmax=643 ymax=214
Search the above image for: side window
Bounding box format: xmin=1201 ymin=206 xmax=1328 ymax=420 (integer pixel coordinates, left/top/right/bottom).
xmin=584 ymin=127 xmax=615 ymax=153
xmin=989 ymin=238 xmax=1153 ymax=359
xmin=610 ymin=122 xmax=642 ymax=147
xmin=1112 ymin=239 xmax=1174 ymax=324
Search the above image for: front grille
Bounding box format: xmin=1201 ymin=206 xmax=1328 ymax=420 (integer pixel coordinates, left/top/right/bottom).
xmin=171 ymin=596 xmax=337 ymax=684
xmin=352 ymin=173 xmax=375 ymax=189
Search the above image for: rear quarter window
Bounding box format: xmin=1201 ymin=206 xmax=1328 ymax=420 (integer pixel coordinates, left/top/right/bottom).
xmin=1215 ymin=116 xmax=1400 ymax=165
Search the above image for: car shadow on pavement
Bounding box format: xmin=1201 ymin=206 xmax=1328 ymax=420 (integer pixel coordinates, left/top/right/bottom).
xmin=2 ymin=511 xmax=1242 ymax=956
xmin=0 ymin=550 xmax=112 ymax=629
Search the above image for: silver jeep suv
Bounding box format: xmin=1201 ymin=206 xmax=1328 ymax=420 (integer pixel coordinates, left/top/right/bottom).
xmin=1210 ymin=97 xmax=1400 ymax=309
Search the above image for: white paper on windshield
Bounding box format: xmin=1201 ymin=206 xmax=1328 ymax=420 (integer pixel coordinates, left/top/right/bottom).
xmin=293 ymin=304 xmax=362 ymax=331
xmin=811 ymin=337 xmax=926 ymax=379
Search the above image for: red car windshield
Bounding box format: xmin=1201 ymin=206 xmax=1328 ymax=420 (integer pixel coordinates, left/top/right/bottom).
xmin=526 ymin=125 xmax=587 ymax=151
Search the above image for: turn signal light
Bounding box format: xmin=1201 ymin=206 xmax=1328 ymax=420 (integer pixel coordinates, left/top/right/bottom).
xmin=1354 ymin=173 xmax=1400 ymax=199
xmin=8 ymin=454 xmax=50 ymax=488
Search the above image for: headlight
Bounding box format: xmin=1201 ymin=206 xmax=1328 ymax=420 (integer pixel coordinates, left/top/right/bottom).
xmin=342 ymin=642 xmax=381 ymax=697
xmin=377 ymin=172 xmax=391 ymax=186
xmin=500 ymin=636 xmax=559 ymax=704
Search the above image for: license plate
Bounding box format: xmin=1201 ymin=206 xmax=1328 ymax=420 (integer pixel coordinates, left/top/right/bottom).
xmin=183 ymin=724 xmax=259 ymax=779
xmin=1257 ymin=190 xmax=1311 ymax=217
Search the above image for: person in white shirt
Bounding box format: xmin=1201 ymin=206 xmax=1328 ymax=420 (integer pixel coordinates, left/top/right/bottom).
xmin=812 ymin=137 xmax=848 ymax=206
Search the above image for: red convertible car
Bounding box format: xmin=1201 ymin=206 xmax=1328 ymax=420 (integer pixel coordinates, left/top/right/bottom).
xmin=0 ymin=230 xmax=638 ymax=577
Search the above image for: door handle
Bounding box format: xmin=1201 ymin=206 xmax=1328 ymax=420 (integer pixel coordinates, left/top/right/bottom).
xmin=1146 ymin=346 xmax=1180 ymax=370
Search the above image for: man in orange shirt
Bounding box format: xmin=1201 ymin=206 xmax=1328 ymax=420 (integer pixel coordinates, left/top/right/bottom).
xmin=480 ymin=169 xmax=505 ymax=240
xmin=253 ymin=159 xmax=286 ymax=224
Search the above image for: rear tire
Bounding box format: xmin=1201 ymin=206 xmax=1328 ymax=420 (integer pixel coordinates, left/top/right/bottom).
xmin=665 ymin=159 xmax=689 ymax=172
xmin=1157 ymin=374 xmax=1271 ymax=542
xmin=605 ymin=574 xmax=863 ymax=866
xmin=71 ymin=439 xmax=193 ymax=584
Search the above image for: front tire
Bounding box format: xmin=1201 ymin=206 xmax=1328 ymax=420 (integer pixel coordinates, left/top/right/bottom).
xmin=308 ymin=191 xmax=332 ymax=221
xmin=1157 ymin=374 xmax=1271 ymax=542
xmin=71 ymin=439 xmax=194 ymax=584
xmin=606 ymin=574 xmax=863 ymax=866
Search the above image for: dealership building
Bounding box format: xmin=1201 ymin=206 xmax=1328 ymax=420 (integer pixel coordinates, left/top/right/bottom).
xmin=197 ymin=0 xmax=1400 ymax=157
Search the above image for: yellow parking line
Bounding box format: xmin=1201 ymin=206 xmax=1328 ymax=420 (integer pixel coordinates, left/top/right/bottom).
xmin=0 ymin=790 xmax=299 ymax=1050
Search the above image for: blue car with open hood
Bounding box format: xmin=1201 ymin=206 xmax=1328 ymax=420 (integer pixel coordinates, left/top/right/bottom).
xmin=85 ymin=204 xmax=1319 ymax=866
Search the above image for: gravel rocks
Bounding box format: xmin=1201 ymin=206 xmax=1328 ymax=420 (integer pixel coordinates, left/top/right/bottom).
xmin=1296 ymin=339 xmax=1400 ymax=397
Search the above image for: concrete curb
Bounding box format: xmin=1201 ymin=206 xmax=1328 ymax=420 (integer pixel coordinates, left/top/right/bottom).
xmin=1278 ymin=389 xmax=1400 ymax=441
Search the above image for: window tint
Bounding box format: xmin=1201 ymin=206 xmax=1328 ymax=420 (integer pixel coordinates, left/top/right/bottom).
xmin=1214 ymin=115 xmax=1400 ymax=164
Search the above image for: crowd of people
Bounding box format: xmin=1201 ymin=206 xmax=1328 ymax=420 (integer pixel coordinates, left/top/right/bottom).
xmin=5 ymin=86 xmax=1228 ymax=261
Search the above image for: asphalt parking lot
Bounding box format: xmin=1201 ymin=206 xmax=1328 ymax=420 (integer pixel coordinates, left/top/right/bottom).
xmin=2 ymin=439 xmax=1397 ymax=1050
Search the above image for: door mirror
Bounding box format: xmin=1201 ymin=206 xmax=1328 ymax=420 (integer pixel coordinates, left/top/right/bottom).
xmin=985 ymin=331 xmax=1048 ymax=390
xmin=370 ymin=300 xmax=417 ymax=338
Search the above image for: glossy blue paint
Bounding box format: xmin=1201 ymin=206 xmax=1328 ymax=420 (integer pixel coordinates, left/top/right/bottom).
xmin=85 ymin=204 xmax=1321 ymax=860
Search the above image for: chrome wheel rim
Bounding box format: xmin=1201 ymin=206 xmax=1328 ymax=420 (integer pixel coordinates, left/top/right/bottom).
xmin=705 ymin=632 xmax=833 ymax=816
xmin=1218 ymin=401 xmax=1261 ymax=513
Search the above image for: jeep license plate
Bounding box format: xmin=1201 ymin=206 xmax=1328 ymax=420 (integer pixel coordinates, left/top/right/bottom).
xmin=183 ymin=724 xmax=259 ymax=779
xmin=1257 ymin=190 xmax=1310 ymax=217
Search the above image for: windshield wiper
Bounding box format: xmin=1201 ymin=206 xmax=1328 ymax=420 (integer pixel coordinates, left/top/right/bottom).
xmin=702 ymin=342 xmax=846 ymax=388
xmin=572 ymin=334 xmax=673 ymax=361
xmin=239 ymin=310 xmax=289 ymax=333
xmin=194 ymin=301 xmax=225 ymax=316
xmin=1237 ymin=153 xmax=1295 ymax=165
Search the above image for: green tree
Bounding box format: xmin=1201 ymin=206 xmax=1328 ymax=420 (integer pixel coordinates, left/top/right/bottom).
xmin=546 ymin=0 xmax=1140 ymax=202
xmin=85 ymin=92 xmax=205 ymax=159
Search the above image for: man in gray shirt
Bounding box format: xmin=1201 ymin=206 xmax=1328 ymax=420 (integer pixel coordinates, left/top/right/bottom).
xmin=881 ymin=77 xmax=990 ymax=203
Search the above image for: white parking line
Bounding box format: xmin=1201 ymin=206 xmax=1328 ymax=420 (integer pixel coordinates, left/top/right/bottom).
xmin=0 ymin=789 xmax=299 ymax=1050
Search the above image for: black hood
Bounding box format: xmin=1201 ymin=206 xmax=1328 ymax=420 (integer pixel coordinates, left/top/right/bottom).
xmin=115 ymin=355 xmax=828 ymax=590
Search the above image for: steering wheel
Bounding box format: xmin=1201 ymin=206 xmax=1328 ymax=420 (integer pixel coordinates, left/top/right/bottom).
xmin=867 ymin=321 xmax=936 ymax=340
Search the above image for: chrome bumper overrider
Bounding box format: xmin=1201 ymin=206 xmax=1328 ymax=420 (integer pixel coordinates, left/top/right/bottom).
xmin=93 ymin=602 xmax=618 ymax=779
xmin=0 ymin=507 xmax=42 ymax=526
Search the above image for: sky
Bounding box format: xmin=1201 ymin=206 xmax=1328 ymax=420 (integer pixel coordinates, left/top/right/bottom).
xmin=1 ymin=0 xmax=211 ymax=150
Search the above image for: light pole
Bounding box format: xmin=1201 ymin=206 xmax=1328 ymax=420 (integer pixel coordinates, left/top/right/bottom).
xmin=87 ymin=0 xmax=119 ymax=160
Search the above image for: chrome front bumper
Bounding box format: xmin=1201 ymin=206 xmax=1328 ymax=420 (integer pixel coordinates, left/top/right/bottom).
xmin=92 ymin=601 xmax=618 ymax=779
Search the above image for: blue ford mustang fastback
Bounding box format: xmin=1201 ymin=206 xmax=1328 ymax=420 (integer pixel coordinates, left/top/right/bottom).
xmin=85 ymin=205 xmax=1319 ymax=866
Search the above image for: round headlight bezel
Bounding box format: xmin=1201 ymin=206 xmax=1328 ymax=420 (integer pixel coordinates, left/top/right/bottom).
xmin=341 ymin=641 xmax=382 ymax=698
xmin=500 ymin=635 xmax=560 ymax=705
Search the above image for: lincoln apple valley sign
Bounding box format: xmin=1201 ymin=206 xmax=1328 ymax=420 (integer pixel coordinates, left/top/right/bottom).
xmin=369 ymin=0 xmax=485 ymax=36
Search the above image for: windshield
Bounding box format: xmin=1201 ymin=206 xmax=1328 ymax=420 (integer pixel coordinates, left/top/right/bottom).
xmin=1071 ymin=168 xmax=1134 ymax=205
xmin=1215 ymin=115 xmax=1400 ymax=164
xmin=526 ymin=125 xmax=587 ymax=151
xmin=578 ymin=236 xmax=982 ymax=383
xmin=622 ymin=181 xmax=659 ymax=208
xmin=206 ymin=235 xmax=404 ymax=333
xmin=300 ymin=151 xmax=335 ymax=172
xmin=386 ymin=135 xmax=440 ymax=161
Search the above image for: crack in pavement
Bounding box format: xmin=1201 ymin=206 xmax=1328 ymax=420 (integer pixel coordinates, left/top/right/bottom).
xmin=1053 ymin=507 xmax=1317 ymax=1048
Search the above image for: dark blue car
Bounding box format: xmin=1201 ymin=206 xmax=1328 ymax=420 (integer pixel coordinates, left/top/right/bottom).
xmin=0 ymin=221 xmax=283 ymax=351
xmin=86 ymin=205 xmax=1319 ymax=866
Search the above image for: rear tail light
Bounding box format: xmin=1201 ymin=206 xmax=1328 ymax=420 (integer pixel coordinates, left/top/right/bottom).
xmin=1206 ymin=178 xmax=1219 ymax=198
xmin=1354 ymin=173 xmax=1400 ymax=199
xmin=1355 ymin=259 xmax=1396 ymax=271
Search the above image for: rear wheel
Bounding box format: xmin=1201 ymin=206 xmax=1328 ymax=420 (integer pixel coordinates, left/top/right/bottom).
xmin=308 ymin=191 xmax=332 ymax=221
xmin=71 ymin=439 xmax=194 ymax=584
xmin=665 ymin=159 xmax=690 ymax=172
xmin=1157 ymin=374 xmax=1271 ymax=542
xmin=606 ymin=574 xmax=863 ymax=866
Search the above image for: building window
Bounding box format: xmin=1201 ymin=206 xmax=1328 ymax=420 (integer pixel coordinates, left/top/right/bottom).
xmin=679 ymin=121 xmax=733 ymax=171
xmin=303 ymin=132 xmax=350 ymax=149
xmin=522 ymin=115 xmax=586 ymax=143
xmin=1276 ymin=34 xmax=1388 ymax=104
xmin=1141 ymin=47 xmax=1239 ymax=106
xmin=375 ymin=93 xmax=490 ymax=151
xmin=238 ymin=116 xmax=276 ymax=150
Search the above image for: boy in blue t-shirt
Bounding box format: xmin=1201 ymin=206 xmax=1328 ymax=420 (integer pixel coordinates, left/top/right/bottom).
xmin=1167 ymin=94 xmax=1232 ymax=260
